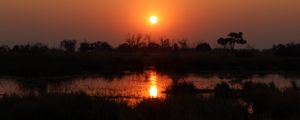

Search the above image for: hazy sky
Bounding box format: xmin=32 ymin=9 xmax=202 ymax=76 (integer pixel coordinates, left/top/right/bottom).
xmin=0 ymin=0 xmax=300 ymax=48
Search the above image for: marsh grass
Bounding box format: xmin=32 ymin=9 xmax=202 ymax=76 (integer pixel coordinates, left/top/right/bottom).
xmin=1 ymin=82 xmax=299 ymax=120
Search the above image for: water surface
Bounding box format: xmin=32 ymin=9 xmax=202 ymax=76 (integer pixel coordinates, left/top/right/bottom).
xmin=0 ymin=71 xmax=299 ymax=104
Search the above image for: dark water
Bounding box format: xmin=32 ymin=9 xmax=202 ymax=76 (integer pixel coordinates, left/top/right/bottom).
xmin=0 ymin=70 xmax=299 ymax=104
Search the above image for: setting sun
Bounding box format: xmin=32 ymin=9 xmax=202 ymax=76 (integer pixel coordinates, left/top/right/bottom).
xmin=149 ymin=16 xmax=158 ymax=24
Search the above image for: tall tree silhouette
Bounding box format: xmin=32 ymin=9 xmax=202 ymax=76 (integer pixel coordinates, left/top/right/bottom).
xmin=217 ymin=32 xmax=247 ymax=49
xmin=60 ymin=40 xmax=77 ymax=52
xmin=217 ymin=38 xmax=230 ymax=49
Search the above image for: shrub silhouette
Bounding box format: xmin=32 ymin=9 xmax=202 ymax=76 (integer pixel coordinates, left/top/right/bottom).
xmin=125 ymin=33 xmax=146 ymax=49
xmin=234 ymin=49 xmax=258 ymax=57
xmin=60 ymin=40 xmax=77 ymax=52
xmin=196 ymin=42 xmax=212 ymax=52
xmin=136 ymin=92 xmax=248 ymax=120
xmin=0 ymin=45 xmax=10 ymax=52
xmin=160 ymin=37 xmax=172 ymax=50
xmin=117 ymin=43 xmax=131 ymax=51
xmin=91 ymin=41 xmax=112 ymax=51
xmin=79 ymin=41 xmax=112 ymax=52
xmin=178 ymin=39 xmax=188 ymax=50
xmin=272 ymin=43 xmax=300 ymax=56
xmin=79 ymin=41 xmax=91 ymax=52
xmin=11 ymin=43 xmax=48 ymax=53
xmin=241 ymin=82 xmax=277 ymax=113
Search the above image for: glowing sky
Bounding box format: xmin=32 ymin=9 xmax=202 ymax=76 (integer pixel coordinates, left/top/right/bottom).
xmin=0 ymin=0 xmax=300 ymax=48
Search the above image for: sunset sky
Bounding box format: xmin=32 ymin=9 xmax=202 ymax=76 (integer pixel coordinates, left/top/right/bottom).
xmin=0 ymin=0 xmax=300 ymax=48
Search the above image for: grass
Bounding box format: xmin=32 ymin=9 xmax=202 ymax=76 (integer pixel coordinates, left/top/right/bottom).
xmin=0 ymin=82 xmax=299 ymax=120
xmin=0 ymin=93 xmax=136 ymax=120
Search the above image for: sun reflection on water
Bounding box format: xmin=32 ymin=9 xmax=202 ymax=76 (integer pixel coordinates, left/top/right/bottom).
xmin=149 ymin=71 xmax=158 ymax=98
xmin=149 ymin=85 xmax=157 ymax=98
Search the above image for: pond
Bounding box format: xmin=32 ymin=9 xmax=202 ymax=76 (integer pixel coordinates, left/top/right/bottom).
xmin=0 ymin=70 xmax=299 ymax=104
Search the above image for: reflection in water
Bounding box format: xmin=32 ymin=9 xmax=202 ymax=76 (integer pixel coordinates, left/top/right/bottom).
xmin=149 ymin=86 xmax=157 ymax=98
xmin=0 ymin=72 xmax=300 ymax=104
xmin=0 ymin=79 xmax=24 ymax=96
xmin=149 ymin=71 xmax=158 ymax=98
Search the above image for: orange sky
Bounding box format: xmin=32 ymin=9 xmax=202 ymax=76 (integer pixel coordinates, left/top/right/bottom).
xmin=0 ymin=0 xmax=300 ymax=48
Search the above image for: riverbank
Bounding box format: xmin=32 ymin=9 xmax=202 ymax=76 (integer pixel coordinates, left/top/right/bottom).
xmin=0 ymin=51 xmax=299 ymax=77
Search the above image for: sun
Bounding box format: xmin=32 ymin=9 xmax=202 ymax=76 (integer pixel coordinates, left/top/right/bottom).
xmin=149 ymin=16 xmax=158 ymax=24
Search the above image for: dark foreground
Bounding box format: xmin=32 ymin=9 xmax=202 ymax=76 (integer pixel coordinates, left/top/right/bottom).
xmin=0 ymin=82 xmax=299 ymax=120
xmin=0 ymin=50 xmax=300 ymax=77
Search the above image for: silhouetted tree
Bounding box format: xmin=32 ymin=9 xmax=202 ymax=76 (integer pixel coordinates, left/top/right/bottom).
xmin=160 ymin=37 xmax=171 ymax=50
xmin=79 ymin=41 xmax=91 ymax=52
xmin=144 ymin=34 xmax=151 ymax=43
xmin=0 ymin=45 xmax=10 ymax=52
xmin=11 ymin=43 xmax=48 ymax=53
xmin=12 ymin=45 xmax=23 ymax=52
xmin=173 ymin=43 xmax=179 ymax=51
xmin=30 ymin=43 xmax=49 ymax=52
xmin=217 ymin=38 xmax=230 ymax=48
xmin=195 ymin=42 xmax=212 ymax=52
xmin=178 ymin=39 xmax=188 ymax=50
xmin=91 ymin=41 xmax=112 ymax=51
xmin=125 ymin=33 xmax=146 ymax=49
xmin=217 ymin=32 xmax=247 ymax=49
xmin=60 ymin=40 xmax=77 ymax=52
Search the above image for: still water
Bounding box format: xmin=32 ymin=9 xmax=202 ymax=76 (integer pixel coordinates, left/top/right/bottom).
xmin=0 ymin=70 xmax=299 ymax=104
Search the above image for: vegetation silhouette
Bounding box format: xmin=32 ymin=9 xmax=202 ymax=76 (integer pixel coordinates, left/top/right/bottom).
xmin=0 ymin=32 xmax=298 ymax=77
xmin=60 ymin=40 xmax=77 ymax=52
xmin=79 ymin=41 xmax=112 ymax=52
xmin=218 ymin=32 xmax=247 ymax=49
xmin=0 ymin=81 xmax=299 ymax=120
xmin=272 ymin=43 xmax=300 ymax=56
xmin=0 ymin=32 xmax=300 ymax=120
xmin=196 ymin=42 xmax=212 ymax=52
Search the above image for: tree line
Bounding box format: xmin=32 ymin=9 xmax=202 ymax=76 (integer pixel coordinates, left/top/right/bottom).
xmin=0 ymin=32 xmax=299 ymax=56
